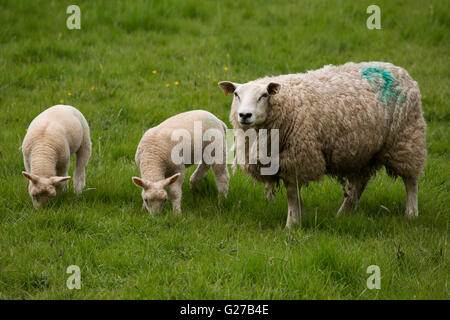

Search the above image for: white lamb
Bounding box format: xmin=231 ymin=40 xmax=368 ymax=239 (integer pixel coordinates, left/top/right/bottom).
xmin=132 ymin=110 xmax=229 ymax=214
xmin=22 ymin=105 xmax=92 ymax=208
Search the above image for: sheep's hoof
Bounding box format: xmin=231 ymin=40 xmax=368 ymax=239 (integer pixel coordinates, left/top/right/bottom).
xmin=265 ymin=191 xmax=275 ymax=202
xmin=285 ymin=212 xmax=300 ymax=229
xmin=405 ymin=208 xmax=418 ymax=218
xmin=264 ymin=184 xmax=276 ymax=202
xmin=285 ymin=220 xmax=299 ymax=229
xmin=337 ymin=198 xmax=355 ymax=216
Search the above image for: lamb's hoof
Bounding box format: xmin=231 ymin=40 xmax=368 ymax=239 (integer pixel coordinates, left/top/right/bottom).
xmin=74 ymin=189 xmax=83 ymax=196
xmin=173 ymin=209 xmax=182 ymax=216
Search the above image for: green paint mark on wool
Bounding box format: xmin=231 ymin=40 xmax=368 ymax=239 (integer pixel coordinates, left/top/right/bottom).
xmin=73 ymin=110 xmax=87 ymax=129
xmin=361 ymin=67 xmax=404 ymax=105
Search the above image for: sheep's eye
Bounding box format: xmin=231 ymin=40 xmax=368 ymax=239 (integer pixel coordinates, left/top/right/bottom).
xmin=259 ymin=93 xmax=268 ymax=101
xmin=144 ymin=199 xmax=149 ymax=204
xmin=234 ymin=92 xmax=239 ymax=99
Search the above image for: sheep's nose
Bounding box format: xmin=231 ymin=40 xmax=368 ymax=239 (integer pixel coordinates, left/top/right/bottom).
xmin=239 ymin=113 xmax=253 ymax=120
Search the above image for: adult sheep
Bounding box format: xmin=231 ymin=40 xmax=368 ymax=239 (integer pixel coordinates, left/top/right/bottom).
xmin=219 ymin=62 xmax=426 ymax=228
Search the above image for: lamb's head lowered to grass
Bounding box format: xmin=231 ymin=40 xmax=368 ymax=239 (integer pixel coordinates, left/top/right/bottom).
xmin=132 ymin=173 xmax=180 ymax=214
xmin=22 ymin=172 xmax=71 ymax=209
xmin=219 ymin=81 xmax=281 ymax=128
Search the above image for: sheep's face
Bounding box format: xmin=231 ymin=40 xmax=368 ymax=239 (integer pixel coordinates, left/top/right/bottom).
xmin=22 ymin=172 xmax=71 ymax=209
xmin=132 ymin=173 xmax=180 ymax=214
xmin=142 ymin=188 xmax=168 ymax=213
xmin=218 ymin=81 xmax=281 ymax=127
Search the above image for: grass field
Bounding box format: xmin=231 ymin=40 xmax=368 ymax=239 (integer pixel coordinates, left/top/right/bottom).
xmin=0 ymin=0 xmax=448 ymax=299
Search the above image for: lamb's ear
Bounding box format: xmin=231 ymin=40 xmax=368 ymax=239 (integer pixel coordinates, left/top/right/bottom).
xmin=132 ymin=177 xmax=148 ymax=189
xmin=218 ymin=81 xmax=239 ymax=96
xmin=267 ymin=82 xmax=281 ymax=95
xmin=50 ymin=176 xmax=71 ymax=184
xmin=162 ymin=173 xmax=181 ymax=187
xmin=22 ymin=171 xmax=39 ymax=183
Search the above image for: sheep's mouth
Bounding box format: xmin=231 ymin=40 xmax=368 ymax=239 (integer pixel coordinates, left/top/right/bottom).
xmin=239 ymin=120 xmax=254 ymax=127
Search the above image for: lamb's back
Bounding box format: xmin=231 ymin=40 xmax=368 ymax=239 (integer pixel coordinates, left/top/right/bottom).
xmin=23 ymin=105 xmax=86 ymax=155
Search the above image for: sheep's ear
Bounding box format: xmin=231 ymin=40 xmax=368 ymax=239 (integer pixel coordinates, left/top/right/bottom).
xmin=22 ymin=171 xmax=39 ymax=183
xmin=132 ymin=177 xmax=148 ymax=189
xmin=50 ymin=176 xmax=71 ymax=184
xmin=267 ymin=82 xmax=281 ymax=95
xmin=218 ymin=81 xmax=239 ymax=96
xmin=162 ymin=173 xmax=180 ymax=187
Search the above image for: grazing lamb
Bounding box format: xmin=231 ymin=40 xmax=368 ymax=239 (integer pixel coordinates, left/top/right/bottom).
xmin=22 ymin=105 xmax=92 ymax=209
xmin=132 ymin=110 xmax=229 ymax=214
xmin=219 ymin=61 xmax=426 ymax=228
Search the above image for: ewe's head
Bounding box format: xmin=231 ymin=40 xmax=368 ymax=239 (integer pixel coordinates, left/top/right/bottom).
xmin=132 ymin=173 xmax=180 ymax=214
xmin=219 ymin=81 xmax=281 ymax=128
xmin=22 ymin=172 xmax=70 ymax=209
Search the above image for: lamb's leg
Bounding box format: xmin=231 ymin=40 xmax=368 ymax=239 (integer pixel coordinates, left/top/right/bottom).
xmin=169 ymin=171 xmax=185 ymax=215
xmin=56 ymin=160 xmax=70 ymax=192
xmin=403 ymin=176 xmax=418 ymax=217
xmin=73 ymin=137 xmax=91 ymax=195
xmin=285 ymin=183 xmax=304 ymax=229
xmin=212 ymin=163 xmax=229 ymax=199
xmin=189 ymin=162 xmax=210 ymax=190
xmin=337 ymin=177 xmax=369 ymax=216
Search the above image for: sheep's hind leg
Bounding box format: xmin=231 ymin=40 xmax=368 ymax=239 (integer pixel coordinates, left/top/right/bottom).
xmin=189 ymin=162 xmax=210 ymax=190
xmin=402 ymin=176 xmax=418 ymax=217
xmin=74 ymin=140 xmax=91 ymax=195
xmin=212 ymin=163 xmax=229 ymax=200
xmin=337 ymin=177 xmax=369 ymax=216
xmin=285 ymin=183 xmax=305 ymax=229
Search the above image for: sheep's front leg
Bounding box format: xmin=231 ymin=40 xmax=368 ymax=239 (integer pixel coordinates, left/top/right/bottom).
xmin=337 ymin=177 xmax=369 ymax=216
xmin=264 ymin=182 xmax=276 ymax=202
xmin=285 ymin=183 xmax=304 ymax=229
xmin=56 ymin=160 xmax=70 ymax=192
xmin=169 ymin=171 xmax=185 ymax=215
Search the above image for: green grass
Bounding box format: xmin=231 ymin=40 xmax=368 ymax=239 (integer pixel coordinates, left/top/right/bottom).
xmin=0 ymin=0 xmax=448 ymax=299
